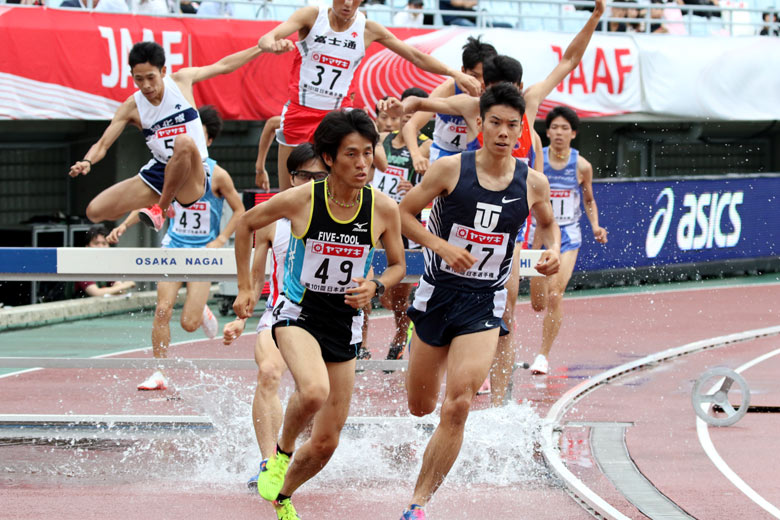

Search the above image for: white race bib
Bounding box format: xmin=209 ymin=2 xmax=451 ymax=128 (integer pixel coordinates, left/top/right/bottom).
xmin=301 ymin=239 xmax=369 ymax=294
xmin=372 ymin=166 xmax=407 ymax=202
xmin=550 ymin=189 xmax=576 ymax=224
xmin=171 ymin=201 xmax=211 ymax=237
xmin=442 ymin=224 xmax=508 ymax=280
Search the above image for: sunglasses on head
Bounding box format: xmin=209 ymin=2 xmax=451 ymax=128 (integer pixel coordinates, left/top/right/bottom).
xmin=291 ymin=169 xmax=328 ymax=181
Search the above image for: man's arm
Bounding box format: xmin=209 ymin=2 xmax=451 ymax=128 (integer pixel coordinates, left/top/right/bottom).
xmin=83 ymin=280 xmax=136 ymax=297
xmin=526 ymin=168 xmax=561 ymax=275
xmin=255 ymin=116 xmax=281 ymax=191
xmin=578 ymin=155 xmax=608 ymax=243
xmin=400 ymin=79 xmax=455 ymax=175
xmin=373 ymin=134 xmax=389 ymax=172
xmin=106 ymin=210 xmax=141 ymax=244
xmin=532 ymin=129 xmax=544 ymax=171
xmin=366 ymin=21 xmax=481 ymax=97
xmin=208 ymin=165 xmax=246 ymax=248
xmin=174 ymin=45 xmax=264 ymax=85
xmin=256 ymin=6 xmax=318 ymax=54
xmin=398 ymin=155 xmax=477 ymax=273
xmin=523 ymin=0 xmax=606 ymax=123
xmin=68 ymin=97 xmax=136 ymax=177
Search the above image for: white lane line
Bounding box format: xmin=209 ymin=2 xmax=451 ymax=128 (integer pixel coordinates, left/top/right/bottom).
xmin=696 ymin=347 xmax=780 ymax=519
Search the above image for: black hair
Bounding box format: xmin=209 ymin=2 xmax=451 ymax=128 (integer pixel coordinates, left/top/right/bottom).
xmin=198 ymin=105 xmax=223 ymax=142
xmin=128 ymin=41 xmax=166 ymax=70
xmin=313 ymin=109 xmax=379 ymax=168
xmin=86 ymin=224 xmax=109 ymax=244
xmin=461 ymin=35 xmax=498 ymax=71
xmin=545 ymin=106 xmax=580 ymax=131
xmin=287 ymin=142 xmax=319 ymax=173
xmin=479 ymin=82 xmax=526 ymax=120
xmin=483 ymin=55 xmax=523 ymax=87
xmin=375 ymin=95 xmax=391 ymax=116
xmin=401 ymin=87 xmax=428 ymax=100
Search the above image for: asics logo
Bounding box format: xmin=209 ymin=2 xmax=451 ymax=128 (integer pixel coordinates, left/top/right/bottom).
xmin=501 ymin=196 xmax=522 ymax=204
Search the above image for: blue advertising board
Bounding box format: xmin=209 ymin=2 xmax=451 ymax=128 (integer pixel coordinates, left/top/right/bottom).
xmin=575 ymin=175 xmax=780 ymax=272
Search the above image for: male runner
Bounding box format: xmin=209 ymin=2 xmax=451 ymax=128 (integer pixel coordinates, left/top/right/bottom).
xmin=69 ymin=41 xmax=261 ymax=230
xmin=222 ymin=143 xmax=328 ymax=482
xmin=372 ymin=87 xmax=431 ymax=361
xmin=107 ymin=105 xmax=245 ymax=391
xmin=233 ymin=109 xmax=405 ymax=520
xmin=255 ymin=0 xmax=481 ymax=192
xmin=528 ymin=106 xmax=608 ymax=375
xmin=398 ymin=83 xmax=561 ymax=519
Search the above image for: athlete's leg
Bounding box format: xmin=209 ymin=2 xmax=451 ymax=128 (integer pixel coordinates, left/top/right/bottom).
xmin=381 ymin=283 xmax=413 ymax=353
xmin=179 ymin=281 xmax=212 ymax=332
xmin=406 ymin=330 xmax=449 ymax=417
xmin=538 ymin=249 xmax=579 ymax=358
xmin=278 ymin=358 xmax=355 ymax=496
xmin=491 ymin=247 xmax=521 ymax=406
xmin=86 ymin=176 xmax=160 ymax=222
xmin=151 ymin=281 xmax=183 ymax=359
xmin=409 ymin=328 xmax=500 ymax=507
xmin=160 ymin=135 xmax=206 ymax=209
xmin=274 ymin=326 xmax=331 ymax=453
xmin=277 ymin=144 xmax=294 ymax=192
xmin=253 ymin=330 xmax=286 ymax=458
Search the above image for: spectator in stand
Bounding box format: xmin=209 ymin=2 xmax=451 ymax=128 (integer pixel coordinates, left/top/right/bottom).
xmin=439 ymin=0 xmax=512 ymax=26
xmin=648 ymin=0 xmax=669 ymax=33
xmin=625 ymin=0 xmax=645 ymax=32
xmin=679 ymin=0 xmax=721 ymax=18
xmin=197 ymin=0 xmax=232 ymax=16
xmin=73 ymin=224 xmax=135 ymax=298
xmin=60 ymin=0 xmax=129 ymax=12
xmin=130 ymin=0 xmax=170 ymax=14
xmin=760 ymin=10 xmax=779 ymax=35
xmin=394 ymin=0 xmax=425 ymax=26
xmin=602 ymin=1 xmax=628 ymax=31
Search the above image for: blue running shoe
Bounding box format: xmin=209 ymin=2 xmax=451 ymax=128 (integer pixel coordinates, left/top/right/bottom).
xmin=247 ymin=459 xmax=268 ymax=489
xmin=401 ymin=504 xmax=426 ymax=519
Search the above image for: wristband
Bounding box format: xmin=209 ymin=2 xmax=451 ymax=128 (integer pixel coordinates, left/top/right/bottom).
xmin=81 ymin=159 xmax=93 ymax=168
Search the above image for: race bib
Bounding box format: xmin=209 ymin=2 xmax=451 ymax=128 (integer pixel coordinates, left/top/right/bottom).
xmin=442 ymin=224 xmax=508 ymax=280
xmin=171 ymin=201 xmax=211 ymax=236
xmin=300 ymin=239 xmax=369 ymax=294
xmin=373 ymin=166 xmax=407 ymax=202
xmin=550 ymin=189 xmax=576 ymax=224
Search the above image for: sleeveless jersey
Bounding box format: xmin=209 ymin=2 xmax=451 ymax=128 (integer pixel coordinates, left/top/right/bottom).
xmin=467 ymin=113 xmax=534 ymax=163
xmin=283 ymin=179 xmax=376 ymax=315
xmin=136 ymin=76 xmax=209 ymax=164
xmin=289 ymin=6 xmax=366 ymax=110
xmin=372 ymin=131 xmax=428 ymax=202
xmin=543 ymin=147 xmax=582 ymax=226
xmin=265 ymin=218 xmax=291 ymax=310
xmin=431 ymin=83 xmax=469 ymax=156
xmin=424 ymin=151 xmax=529 ymax=291
xmin=162 ymin=158 xmax=223 ymax=248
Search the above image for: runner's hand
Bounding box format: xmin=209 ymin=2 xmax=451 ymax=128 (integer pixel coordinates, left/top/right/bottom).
xmin=206 ymin=237 xmax=226 ymax=248
xmin=411 ymin=154 xmax=429 ymax=176
xmin=344 ymin=277 xmax=376 ymax=310
xmin=255 ymin=168 xmax=270 ymax=192
xmin=106 ymin=224 xmax=126 ymax=244
xmin=535 ymin=250 xmax=560 ymax=276
xmin=453 ymin=71 xmax=482 ymax=97
xmin=377 ymin=97 xmax=403 ymax=118
xmin=397 ymin=178 xmax=413 ymax=196
xmin=68 ymin=160 xmax=91 ymax=178
xmin=402 ymin=96 xmax=423 ymax=114
xmin=593 ymin=226 xmax=608 ymax=244
xmin=233 ymin=289 xmax=254 ymax=319
xmin=437 ymin=242 xmax=477 ymax=273
xmin=223 ymin=319 xmax=246 ymax=345
xmin=268 ymin=38 xmax=295 ymax=55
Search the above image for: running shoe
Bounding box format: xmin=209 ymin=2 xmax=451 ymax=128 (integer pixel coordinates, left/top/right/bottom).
xmin=137 ymin=370 xmax=168 ymax=391
xmin=386 ymin=342 xmax=405 ymax=360
xmin=400 ymin=504 xmax=426 ymax=519
xmin=138 ymin=204 xmax=175 ymax=232
xmin=201 ymin=305 xmax=218 ymax=339
xmin=247 ymin=459 xmax=267 ymax=489
xmin=273 ymin=498 xmax=301 ymax=520
xmin=477 ymin=377 xmax=491 ymax=395
xmin=257 ymin=451 xmax=290 ymax=501
xmin=529 ymin=354 xmax=549 ymax=375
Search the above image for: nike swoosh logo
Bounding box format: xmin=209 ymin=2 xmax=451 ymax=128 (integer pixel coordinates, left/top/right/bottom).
xmin=485 ymin=321 xmax=493 ymax=328
xmin=502 ymin=196 xmax=522 ymax=204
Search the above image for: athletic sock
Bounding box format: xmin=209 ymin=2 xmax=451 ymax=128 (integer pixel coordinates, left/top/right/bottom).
xmin=276 ymin=493 xmax=291 ymax=502
xmin=276 ymin=444 xmax=293 ymax=458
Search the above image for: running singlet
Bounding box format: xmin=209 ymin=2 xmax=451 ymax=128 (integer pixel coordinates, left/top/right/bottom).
xmin=543 ymin=147 xmax=582 ymax=226
xmin=467 ymin=113 xmax=533 ymax=163
xmin=283 ymin=179 xmax=376 ymax=315
xmin=290 ymin=6 xmax=367 ymax=110
xmin=135 ymin=76 xmax=209 ymax=164
xmin=162 ymin=158 xmax=223 ymax=248
xmin=372 ymin=131 xmax=428 ymax=202
xmin=430 ymin=83 xmax=468 ymax=157
xmin=423 ymin=151 xmax=529 ymax=291
xmin=265 ymin=218 xmax=291 ymax=311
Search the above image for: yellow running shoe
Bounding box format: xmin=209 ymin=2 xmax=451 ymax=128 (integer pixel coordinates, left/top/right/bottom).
xmin=274 ymin=498 xmax=301 ymax=520
xmin=257 ymin=452 xmax=290 ymax=501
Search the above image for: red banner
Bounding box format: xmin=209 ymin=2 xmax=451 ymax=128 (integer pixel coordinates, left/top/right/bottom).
xmin=0 ymin=7 xmax=432 ymax=120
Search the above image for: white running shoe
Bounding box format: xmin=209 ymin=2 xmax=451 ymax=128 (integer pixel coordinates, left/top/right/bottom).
xmin=477 ymin=377 xmax=491 ymax=395
xmin=201 ymin=305 xmax=218 ymax=339
xmin=529 ymin=354 xmax=549 ymax=375
xmin=137 ymin=370 xmax=168 ymax=391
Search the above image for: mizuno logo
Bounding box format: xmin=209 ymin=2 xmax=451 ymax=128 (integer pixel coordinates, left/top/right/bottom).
xmin=502 ymin=196 xmax=522 ymax=204
xmin=353 ymin=222 xmax=368 ymax=232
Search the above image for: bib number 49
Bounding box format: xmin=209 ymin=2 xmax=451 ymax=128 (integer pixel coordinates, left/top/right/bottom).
xmin=313 ymin=258 xmax=353 ymax=286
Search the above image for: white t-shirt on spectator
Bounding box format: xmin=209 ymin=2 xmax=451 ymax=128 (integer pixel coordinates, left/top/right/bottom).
xmin=131 ymin=0 xmax=169 ymax=14
xmin=197 ymin=0 xmax=232 ymax=16
xmin=393 ymin=8 xmax=424 ymax=26
xmin=96 ymin=0 xmax=130 ymax=11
